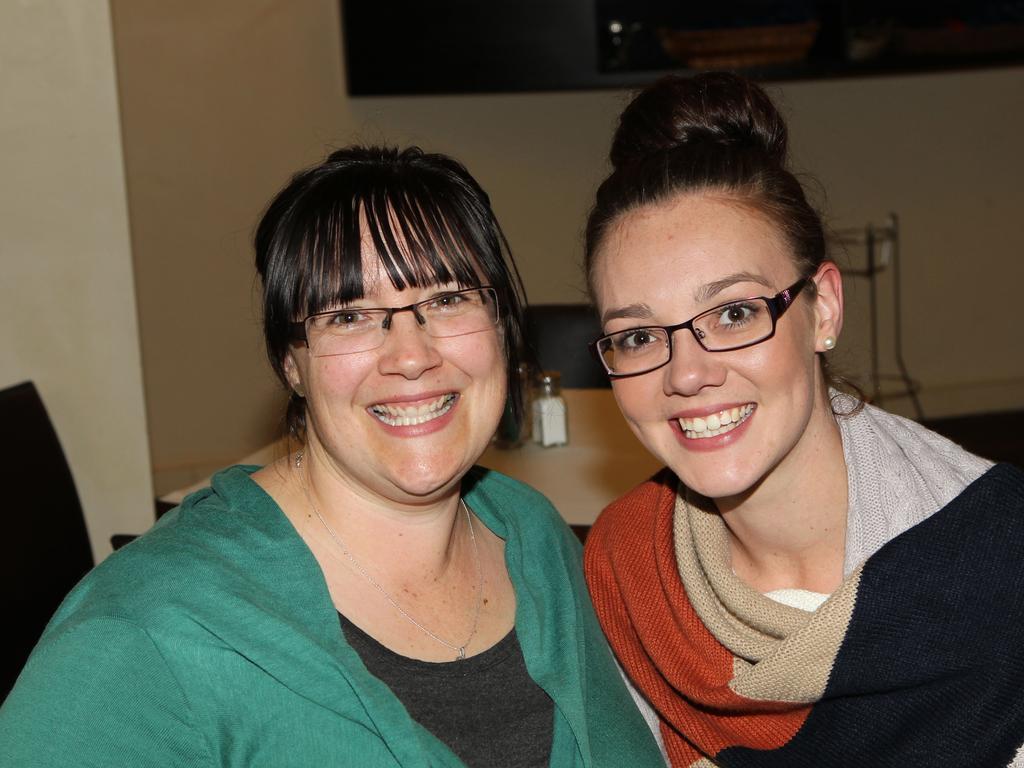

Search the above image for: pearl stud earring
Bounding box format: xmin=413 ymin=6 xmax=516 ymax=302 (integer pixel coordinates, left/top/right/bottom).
xmin=822 ymin=336 xmax=836 ymax=351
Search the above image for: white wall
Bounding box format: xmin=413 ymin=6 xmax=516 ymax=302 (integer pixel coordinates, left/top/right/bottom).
xmin=0 ymin=1 xmax=153 ymax=561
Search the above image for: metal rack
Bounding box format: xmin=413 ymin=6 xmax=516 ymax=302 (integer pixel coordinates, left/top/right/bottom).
xmin=833 ymin=213 xmax=924 ymax=420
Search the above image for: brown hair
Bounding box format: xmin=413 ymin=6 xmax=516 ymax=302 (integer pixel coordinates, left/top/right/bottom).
xmin=585 ymin=72 xmax=826 ymax=292
xmin=584 ymin=72 xmax=860 ymax=401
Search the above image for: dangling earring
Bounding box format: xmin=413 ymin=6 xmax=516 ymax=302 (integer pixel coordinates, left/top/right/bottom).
xmin=822 ymin=336 xmax=836 ymax=351
xmin=294 ymin=450 xmax=304 ymax=469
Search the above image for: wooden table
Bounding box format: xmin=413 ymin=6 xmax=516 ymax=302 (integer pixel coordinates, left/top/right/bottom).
xmin=479 ymin=389 xmax=662 ymax=525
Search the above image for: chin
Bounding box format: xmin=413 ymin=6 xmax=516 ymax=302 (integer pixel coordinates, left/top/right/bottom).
xmin=385 ymin=455 xmax=473 ymax=500
xmin=672 ymin=458 xmax=764 ymax=504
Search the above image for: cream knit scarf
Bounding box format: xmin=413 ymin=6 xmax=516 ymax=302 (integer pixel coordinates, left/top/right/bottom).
xmin=833 ymin=395 xmax=993 ymax=575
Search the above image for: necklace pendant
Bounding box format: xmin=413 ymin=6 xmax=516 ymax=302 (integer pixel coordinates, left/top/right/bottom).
xmin=457 ymin=646 xmax=466 ymax=661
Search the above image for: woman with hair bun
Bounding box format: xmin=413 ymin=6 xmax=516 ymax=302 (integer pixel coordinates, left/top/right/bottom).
xmin=582 ymin=72 xmax=1024 ymax=766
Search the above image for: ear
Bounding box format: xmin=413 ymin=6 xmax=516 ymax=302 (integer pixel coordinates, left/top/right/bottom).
xmin=283 ymin=350 xmax=306 ymax=398
xmin=811 ymin=261 xmax=843 ymax=352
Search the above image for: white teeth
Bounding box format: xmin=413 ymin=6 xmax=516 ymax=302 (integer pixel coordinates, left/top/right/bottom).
xmin=679 ymin=404 xmax=754 ymax=439
xmin=370 ymin=394 xmax=456 ymax=427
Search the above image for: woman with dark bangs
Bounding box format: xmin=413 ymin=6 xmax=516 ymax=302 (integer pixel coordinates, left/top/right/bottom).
xmin=1 ymin=147 xmax=663 ymax=767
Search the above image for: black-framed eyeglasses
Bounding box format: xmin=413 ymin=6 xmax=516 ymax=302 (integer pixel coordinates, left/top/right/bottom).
xmin=290 ymin=286 xmax=499 ymax=358
xmin=590 ymin=277 xmax=810 ymax=378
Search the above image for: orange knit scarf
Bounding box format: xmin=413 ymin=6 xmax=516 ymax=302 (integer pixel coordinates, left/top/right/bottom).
xmin=583 ymin=470 xmax=811 ymax=766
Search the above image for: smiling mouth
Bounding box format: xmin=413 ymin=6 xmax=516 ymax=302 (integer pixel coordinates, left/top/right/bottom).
xmin=369 ymin=394 xmax=457 ymax=427
xmin=679 ymin=404 xmax=754 ymax=439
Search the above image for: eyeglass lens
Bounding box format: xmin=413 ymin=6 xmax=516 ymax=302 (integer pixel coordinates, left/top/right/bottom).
xmin=598 ymin=297 xmax=775 ymax=376
xmin=306 ymin=288 xmax=498 ymax=357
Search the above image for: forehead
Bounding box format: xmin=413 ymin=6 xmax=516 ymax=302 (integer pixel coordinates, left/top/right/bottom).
xmin=593 ymin=193 xmax=794 ymax=314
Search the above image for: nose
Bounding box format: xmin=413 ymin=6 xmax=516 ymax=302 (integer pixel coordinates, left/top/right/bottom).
xmin=376 ymin=310 xmax=443 ymax=379
xmin=662 ymin=328 xmax=726 ymax=396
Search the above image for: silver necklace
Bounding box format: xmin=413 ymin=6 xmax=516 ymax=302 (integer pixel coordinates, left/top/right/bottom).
xmin=296 ymin=452 xmax=483 ymax=660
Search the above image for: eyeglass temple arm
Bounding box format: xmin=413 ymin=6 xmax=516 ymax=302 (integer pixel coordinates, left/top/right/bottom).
xmin=770 ymin=277 xmax=809 ymax=317
xmin=289 ymin=321 xmax=308 ymax=344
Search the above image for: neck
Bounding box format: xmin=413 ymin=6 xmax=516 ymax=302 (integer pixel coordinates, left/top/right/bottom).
xmin=717 ymin=402 xmax=849 ymax=594
xmin=298 ymin=447 xmax=466 ymax=578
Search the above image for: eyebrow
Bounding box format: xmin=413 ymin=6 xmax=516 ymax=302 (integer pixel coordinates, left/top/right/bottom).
xmin=600 ymin=303 xmax=654 ymax=325
xmin=601 ymin=271 xmax=774 ymax=326
xmin=693 ymin=271 xmax=774 ymax=303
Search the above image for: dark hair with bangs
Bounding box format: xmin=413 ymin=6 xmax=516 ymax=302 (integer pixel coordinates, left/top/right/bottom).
xmin=255 ymin=145 xmax=530 ymax=440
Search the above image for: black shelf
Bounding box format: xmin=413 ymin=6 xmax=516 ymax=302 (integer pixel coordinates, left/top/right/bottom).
xmin=341 ymin=0 xmax=1024 ymax=97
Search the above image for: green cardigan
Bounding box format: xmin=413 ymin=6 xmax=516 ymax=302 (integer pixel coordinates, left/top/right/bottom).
xmin=0 ymin=466 xmax=662 ymax=768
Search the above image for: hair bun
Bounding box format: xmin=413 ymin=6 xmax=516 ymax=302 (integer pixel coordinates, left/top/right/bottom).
xmin=609 ymin=72 xmax=789 ymax=171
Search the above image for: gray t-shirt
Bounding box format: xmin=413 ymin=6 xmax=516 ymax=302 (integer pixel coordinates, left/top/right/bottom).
xmin=339 ymin=612 xmax=554 ymax=767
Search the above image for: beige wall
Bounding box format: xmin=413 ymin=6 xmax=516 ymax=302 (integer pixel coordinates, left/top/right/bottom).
xmin=109 ymin=1 xmax=1024 ymax=494
xmin=112 ymin=0 xmax=352 ymax=494
xmin=0 ymin=1 xmax=153 ymax=560
xmin=781 ymin=72 xmax=1024 ymax=416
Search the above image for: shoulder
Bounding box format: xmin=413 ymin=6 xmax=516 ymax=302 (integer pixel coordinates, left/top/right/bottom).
xmin=463 ymin=465 xmax=564 ymax=531
xmin=1 ymin=614 xmax=213 ymax=766
xmin=464 ymin=464 xmax=552 ymax=504
xmin=461 ymin=466 xmax=590 ymax=575
xmin=586 ymin=467 xmax=677 ymax=560
xmin=869 ymin=463 xmax=1024 ymax=579
xmin=956 ymin=462 xmax=1024 ymax=512
xmin=855 ymin=463 xmax=1024 ymax=636
xmin=47 ymin=465 xmax=308 ymax=635
xmin=13 ymin=615 xmax=180 ymax=692
xmin=841 ymin=400 xmax=993 ymax=478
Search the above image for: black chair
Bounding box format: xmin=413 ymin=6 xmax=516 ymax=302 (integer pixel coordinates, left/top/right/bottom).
xmin=0 ymin=381 xmax=94 ymax=701
xmin=523 ymin=304 xmax=610 ymax=389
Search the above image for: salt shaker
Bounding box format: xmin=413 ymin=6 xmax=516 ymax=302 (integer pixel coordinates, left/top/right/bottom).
xmin=531 ymin=371 xmax=568 ymax=447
